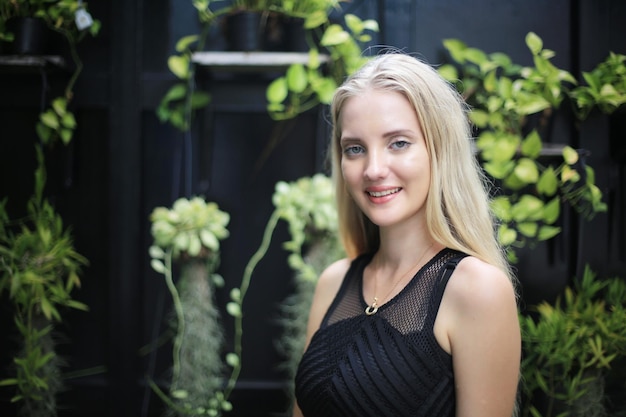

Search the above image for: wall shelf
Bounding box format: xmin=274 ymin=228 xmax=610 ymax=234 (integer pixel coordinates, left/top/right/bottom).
xmin=0 ymin=55 xmax=66 ymax=73
xmin=192 ymin=51 xmax=328 ymax=73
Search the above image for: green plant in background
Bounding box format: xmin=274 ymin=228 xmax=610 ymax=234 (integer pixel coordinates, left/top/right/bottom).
xmin=0 ymin=145 xmax=88 ymax=417
xmin=438 ymin=32 xmax=622 ymax=261
xmin=265 ymin=12 xmax=379 ymax=120
xmin=149 ymin=197 xmax=231 ymax=416
xmin=157 ymin=0 xmax=379 ymax=129
xmin=570 ymin=52 xmax=626 ymax=118
xmin=271 ymin=174 xmax=344 ymax=403
xmin=156 ymin=34 xmax=211 ymax=132
xmin=519 ymin=266 xmax=626 ymax=417
xmin=35 ymin=0 xmax=101 ymax=146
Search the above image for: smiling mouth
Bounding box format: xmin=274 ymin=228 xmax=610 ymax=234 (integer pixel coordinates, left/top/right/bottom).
xmin=367 ymin=188 xmax=401 ymax=197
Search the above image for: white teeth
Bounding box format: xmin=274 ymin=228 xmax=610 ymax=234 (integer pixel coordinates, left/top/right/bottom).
xmin=368 ymin=188 xmax=400 ymax=197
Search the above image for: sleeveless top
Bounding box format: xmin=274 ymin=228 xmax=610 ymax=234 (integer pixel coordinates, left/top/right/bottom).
xmin=294 ymin=248 xmax=468 ymax=417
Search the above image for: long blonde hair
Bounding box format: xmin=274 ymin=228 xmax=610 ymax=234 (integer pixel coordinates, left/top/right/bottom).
xmin=330 ymin=53 xmax=512 ymax=282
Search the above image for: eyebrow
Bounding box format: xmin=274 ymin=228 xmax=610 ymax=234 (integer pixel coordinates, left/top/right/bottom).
xmin=340 ymin=129 xmax=416 ymax=143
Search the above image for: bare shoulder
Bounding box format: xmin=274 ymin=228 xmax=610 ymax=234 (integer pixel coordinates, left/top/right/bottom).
xmin=445 ymin=256 xmax=517 ymax=312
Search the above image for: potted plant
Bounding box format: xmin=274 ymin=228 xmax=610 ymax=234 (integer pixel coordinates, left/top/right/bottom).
xmin=157 ymin=0 xmax=379 ymax=130
xmin=265 ymin=11 xmax=378 ymax=120
xmin=148 ymin=197 xmax=234 ymax=416
xmin=0 ymin=0 xmax=49 ymax=54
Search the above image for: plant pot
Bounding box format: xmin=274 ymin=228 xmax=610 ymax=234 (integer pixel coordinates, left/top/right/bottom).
xmin=5 ymin=17 xmax=49 ymax=55
xmin=223 ymin=11 xmax=265 ymax=52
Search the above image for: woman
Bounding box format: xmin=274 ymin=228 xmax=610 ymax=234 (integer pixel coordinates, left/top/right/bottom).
xmin=293 ymin=53 xmax=521 ymax=417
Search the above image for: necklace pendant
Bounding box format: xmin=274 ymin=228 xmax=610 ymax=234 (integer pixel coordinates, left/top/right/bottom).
xmin=365 ymin=298 xmax=379 ymax=315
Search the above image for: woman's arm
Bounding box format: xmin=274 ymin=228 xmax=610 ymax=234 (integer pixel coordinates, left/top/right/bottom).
xmin=438 ymin=257 xmax=521 ymax=417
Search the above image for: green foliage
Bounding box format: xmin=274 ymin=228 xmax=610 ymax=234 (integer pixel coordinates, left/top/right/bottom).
xmin=156 ymin=35 xmax=211 ymax=132
xmin=570 ymin=51 xmax=626 ymax=118
xmin=439 ymin=32 xmax=618 ymax=260
xmin=0 ymin=145 xmax=88 ymax=415
xmin=266 ymin=13 xmax=378 ymax=120
xmin=150 ymin=196 xmax=230 ymax=261
xmin=149 ymin=198 xmax=231 ymax=416
xmin=157 ymin=1 xmax=379 ymax=129
xmin=520 ymin=266 xmax=626 ymax=417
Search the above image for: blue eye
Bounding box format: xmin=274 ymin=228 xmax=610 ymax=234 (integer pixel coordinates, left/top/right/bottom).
xmin=343 ymin=145 xmax=364 ymax=156
xmin=391 ymin=140 xmax=410 ymax=150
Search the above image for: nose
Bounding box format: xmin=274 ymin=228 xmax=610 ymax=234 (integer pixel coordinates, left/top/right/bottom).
xmin=364 ymin=149 xmax=388 ymax=180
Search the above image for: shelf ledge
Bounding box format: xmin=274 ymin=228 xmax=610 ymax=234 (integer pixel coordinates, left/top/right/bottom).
xmin=191 ymin=51 xmax=328 ymax=72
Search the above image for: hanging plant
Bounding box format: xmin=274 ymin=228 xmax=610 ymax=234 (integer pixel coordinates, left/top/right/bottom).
xmin=148 ymin=197 xmax=232 ymax=416
xmin=439 ymin=32 xmax=616 ymax=261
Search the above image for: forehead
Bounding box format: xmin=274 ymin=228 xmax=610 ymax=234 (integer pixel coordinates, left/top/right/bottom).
xmin=339 ymin=89 xmax=420 ymax=134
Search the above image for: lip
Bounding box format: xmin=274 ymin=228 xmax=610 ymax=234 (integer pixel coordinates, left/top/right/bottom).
xmin=365 ymin=186 xmax=401 ymax=203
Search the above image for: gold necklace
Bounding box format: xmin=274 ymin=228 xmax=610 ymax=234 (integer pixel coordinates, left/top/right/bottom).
xmin=365 ymin=243 xmax=435 ymax=316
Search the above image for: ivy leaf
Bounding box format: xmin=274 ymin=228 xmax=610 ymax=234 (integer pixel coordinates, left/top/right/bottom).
xmin=537 ymin=166 xmax=558 ymax=196
xmin=498 ymin=224 xmax=517 ymax=246
xmin=538 ymin=225 xmax=561 ymax=240
xmin=521 ymin=130 xmax=542 ymax=158
xmin=266 ymin=77 xmax=288 ymax=103
xmin=513 ymin=158 xmax=540 ymax=184
xmin=562 ymin=146 xmax=579 ymax=165
xmin=543 ymin=197 xmax=561 ymax=224
xmin=526 ymin=32 xmax=543 ymax=56
xmin=286 ymin=64 xmax=308 ymax=93
xmin=320 ymin=24 xmax=350 ymax=46
xmin=168 ymin=55 xmax=190 ymax=80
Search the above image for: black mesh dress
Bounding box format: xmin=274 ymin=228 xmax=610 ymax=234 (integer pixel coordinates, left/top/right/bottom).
xmin=294 ymin=248 xmax=468 ymax=417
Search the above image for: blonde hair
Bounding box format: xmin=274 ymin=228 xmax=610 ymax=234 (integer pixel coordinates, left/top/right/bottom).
xmin=330 ymin=53 xmax=512 ymax=282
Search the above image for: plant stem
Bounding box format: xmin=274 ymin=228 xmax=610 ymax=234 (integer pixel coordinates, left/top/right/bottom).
xmin=223 ymin=210 xmax=281 ymax=400
xmin=163 ymin=249 xmax=184 ymax=389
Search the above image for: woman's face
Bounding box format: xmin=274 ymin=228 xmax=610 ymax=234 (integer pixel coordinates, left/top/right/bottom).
xmin=339 ymin=89 xmax=431 ymax=230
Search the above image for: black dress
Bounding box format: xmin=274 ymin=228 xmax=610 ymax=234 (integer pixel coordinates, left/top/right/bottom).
xmin=295 ymin=248 xmax=467 ymax=417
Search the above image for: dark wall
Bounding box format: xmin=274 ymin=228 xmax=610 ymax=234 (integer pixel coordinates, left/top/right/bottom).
xmin=0 ymin=1 xmax=624 ymax=416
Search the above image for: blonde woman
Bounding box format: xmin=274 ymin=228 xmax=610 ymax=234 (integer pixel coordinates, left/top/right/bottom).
xmin=293 ymin=53 xmax=520 ymax=417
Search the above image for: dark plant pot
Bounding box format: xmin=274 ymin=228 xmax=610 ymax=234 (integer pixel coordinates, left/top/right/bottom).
xmin=6 ymin=17 xmax=49 ymax=55
xmin=224 ymin=11 xmax=265 ymax=52
xmin=264 ymin=15 xmax=309 ymax=52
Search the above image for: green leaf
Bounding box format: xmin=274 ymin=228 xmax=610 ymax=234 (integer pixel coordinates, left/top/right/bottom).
xmin=52 ymin=97 xmax=67 ymax=115
xmin=526 ymin=32 xmax=543 ymax=56
xmin=175 ymin=35 xmax=198 ymax=52
xmin=512 ymin=195 xmax=544 ymax=222
xmin=0 ymin=378 xmax=18 ymax=386
xmin=303 ymin=10 xmax=328 ymax=29
xmin=168 ymin=55 xmax=190 ymax=80
xmin=517 ymin=222 xmax=538 ymax=238
xmin=266 ymin=77 xmax=288 ymax=103
xmin=498 ymin=225 xmax=517 ymax=246
xmin=537 ymin=166 xmax=558 ymax=196
xmin=538 ymin=225 xmax=561 ymax=240
xmin=40 ymin=110 xmax=60 ymax=129
xmin=491 ymin=196 xmax=512 ymax=222
xmin=320 ymin=24 xmax=350 ymax=46
xmin=562 ymin=145 xmax=579 ymax=165
xmin=543 ymin=197 xmax=561 ymax=224
xmin=437 ymin=64 xmax=458 ymax=82
xmin=521 ymin=130 xmax=542 ymax=158
xmin=513 ymin=158 xmax=540 ymax=184
xmin=286 ymin=64 xmax=308 ymax=93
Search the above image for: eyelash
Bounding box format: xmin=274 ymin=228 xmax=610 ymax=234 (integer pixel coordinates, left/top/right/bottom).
xmin=343 ymin=139 xmax=411 ymax=156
